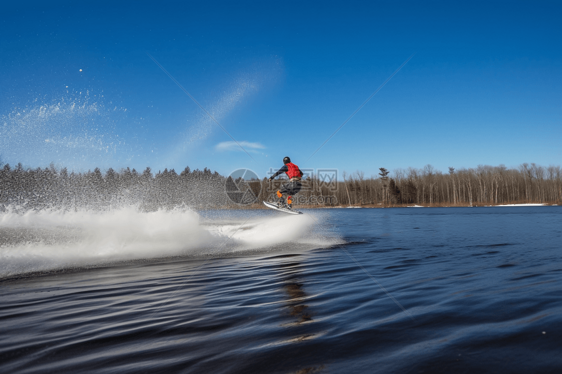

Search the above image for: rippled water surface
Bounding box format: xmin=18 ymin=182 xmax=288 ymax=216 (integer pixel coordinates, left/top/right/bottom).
xmin=1 ymin=207 xmax=561 ymax=373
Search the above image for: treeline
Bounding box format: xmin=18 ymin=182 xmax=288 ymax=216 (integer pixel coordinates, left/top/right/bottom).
xmin=0 ymin=163 xmax=231 ymax=211
xmin=314 ymin=164 xmax=562 ymax=207
xmin=1 ymin=162 xmax=560 ymax=211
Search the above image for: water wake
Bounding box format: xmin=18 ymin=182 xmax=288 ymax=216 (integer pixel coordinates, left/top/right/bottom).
xmin=0 ymin=207 xmax=337 ymax=278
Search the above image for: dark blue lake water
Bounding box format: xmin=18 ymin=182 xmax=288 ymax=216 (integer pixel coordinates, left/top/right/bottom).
xmin=1 ymin=207 xmax=561 ymax=373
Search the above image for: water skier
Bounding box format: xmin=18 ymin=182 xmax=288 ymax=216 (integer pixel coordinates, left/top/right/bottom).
xmin=269 ymin=156 xmax=303 ymax=209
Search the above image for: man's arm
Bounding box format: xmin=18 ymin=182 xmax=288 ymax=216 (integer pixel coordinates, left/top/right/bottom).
xmin=270 ymin=165 xmax=288 ymax=179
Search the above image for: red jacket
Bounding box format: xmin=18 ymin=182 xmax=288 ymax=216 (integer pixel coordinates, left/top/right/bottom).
xmin=272 ymin=162 xmax=303 ymax=179
xmin=285 ymin=162 xmax=302 ymax=179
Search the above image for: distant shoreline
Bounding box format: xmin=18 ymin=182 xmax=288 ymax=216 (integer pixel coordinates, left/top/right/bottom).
xmin=2 ymin=162 xmax=560 ymax=211
xmin=232 ymin=201 xmax=559 ymax=210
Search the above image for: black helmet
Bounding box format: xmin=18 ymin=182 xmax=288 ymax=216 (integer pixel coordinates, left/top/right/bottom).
xmin=283 ymin=156 xmax=291 ymax=164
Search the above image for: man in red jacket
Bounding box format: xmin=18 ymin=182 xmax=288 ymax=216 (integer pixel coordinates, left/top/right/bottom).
xmin=269 ymin=156 xmax=303 ymax=209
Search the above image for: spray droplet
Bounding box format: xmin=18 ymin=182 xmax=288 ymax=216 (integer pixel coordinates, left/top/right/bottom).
xmin=79 ymin=69 xmax=82 ymax=72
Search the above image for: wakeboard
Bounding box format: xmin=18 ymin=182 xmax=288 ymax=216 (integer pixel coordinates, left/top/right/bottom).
xmin=263 ymin=201 xmax=303 ymax=215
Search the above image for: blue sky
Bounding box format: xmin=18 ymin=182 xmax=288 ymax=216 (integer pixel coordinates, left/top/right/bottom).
xmin=1 ymin=0 xmax=560 ymax=178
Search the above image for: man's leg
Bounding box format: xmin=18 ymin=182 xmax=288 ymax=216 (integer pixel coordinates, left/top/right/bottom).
xmin=289 ymin=181 xmax=302 ymax=208
xmin=284 ymin=181 xmax=301 ymax=209
xmin=278 ymin=183 xmax=293 ymax=208
xmin=276 ymin=190 xmax=285 ymax=207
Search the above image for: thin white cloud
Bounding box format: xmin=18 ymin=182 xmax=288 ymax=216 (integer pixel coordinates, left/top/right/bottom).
xmin=215 ymin=141 xmax=266 ymax=153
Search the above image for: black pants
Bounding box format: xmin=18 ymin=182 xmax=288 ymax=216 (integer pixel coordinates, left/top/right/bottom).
xmin=279 ymin=181 xmax=302 ymax=196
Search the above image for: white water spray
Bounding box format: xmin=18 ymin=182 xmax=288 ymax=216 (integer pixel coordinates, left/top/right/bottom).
xmin=0 ymin=207 xmax=338 ymax=279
